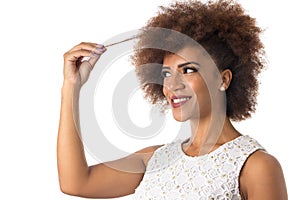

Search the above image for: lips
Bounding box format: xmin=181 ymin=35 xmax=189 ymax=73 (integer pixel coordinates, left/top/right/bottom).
xmin=170 ymin=95 xmax=192 ymax=108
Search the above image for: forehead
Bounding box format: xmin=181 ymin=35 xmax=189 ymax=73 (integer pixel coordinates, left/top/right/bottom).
xmin=163 ymin=46 xmax=211 ymax=67
xmin=163 ymin=53 xmax=187 ymax=66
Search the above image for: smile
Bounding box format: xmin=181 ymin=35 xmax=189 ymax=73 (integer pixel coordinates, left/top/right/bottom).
xmin=170 ymin=95 xmax=192 ymax=108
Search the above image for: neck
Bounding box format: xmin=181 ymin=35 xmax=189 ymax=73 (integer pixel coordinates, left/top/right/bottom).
xmin=184 ymin=116 xmax=240 ymax=156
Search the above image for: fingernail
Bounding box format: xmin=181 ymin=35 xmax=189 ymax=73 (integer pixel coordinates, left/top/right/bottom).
xmin=97 ymin=47 xmax=107 ymax=52
xmin=96 ymin=47 xmax=105 ymax=51
xmin=92 ymin=52 xmax=100 ymax=57
xmin=96 ymin=44 xmax=104 ymax=48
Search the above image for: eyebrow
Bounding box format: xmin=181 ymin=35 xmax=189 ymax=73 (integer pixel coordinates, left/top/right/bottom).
xmin=162 ymin=61 xmax=200 ymax=69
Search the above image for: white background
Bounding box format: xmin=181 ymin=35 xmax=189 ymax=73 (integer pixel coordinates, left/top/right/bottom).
xmin=0 ymin=0 xmax=299 ymax=199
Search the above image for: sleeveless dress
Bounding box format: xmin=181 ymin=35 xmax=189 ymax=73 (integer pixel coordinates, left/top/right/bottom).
xmin=132 ymin=135 xmax=264 ymax=200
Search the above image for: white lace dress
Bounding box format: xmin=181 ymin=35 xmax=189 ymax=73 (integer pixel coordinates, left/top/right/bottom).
xmin=132 ymin=135 xmax=264 ymax=200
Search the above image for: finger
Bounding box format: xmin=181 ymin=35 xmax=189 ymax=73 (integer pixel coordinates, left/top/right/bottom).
xmin=69 ymin=42 xmax=97 ymax=51
xmin=78 ymin=61 xmax=94 ymax=84
xmin=69 ymin=42 xmax=105 ymax=55
xmin=64 ymin=49 xmax=97 ymax=63
xmin=88 ymin=47 xmax=106 ymax=66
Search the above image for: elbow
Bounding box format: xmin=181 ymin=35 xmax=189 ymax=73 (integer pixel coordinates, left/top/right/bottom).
xmin=59 ymin=182 xmax=83 ymax=197
xmin=59 ymin=183 xmax=98 ymax=199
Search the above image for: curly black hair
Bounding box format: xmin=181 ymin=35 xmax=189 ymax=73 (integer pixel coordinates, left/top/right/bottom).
xmin=131 ymin=0 xmax=265 ymax=121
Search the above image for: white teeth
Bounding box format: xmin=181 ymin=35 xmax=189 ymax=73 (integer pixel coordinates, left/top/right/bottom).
xmin=173 ymin=97 xmax=190 ymax=103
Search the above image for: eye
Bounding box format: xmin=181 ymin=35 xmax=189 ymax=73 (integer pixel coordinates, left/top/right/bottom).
xmin=183 ymin=66 xmax=198 ymax=74
xmin=161 ymin=70 xmax=171 ymax=78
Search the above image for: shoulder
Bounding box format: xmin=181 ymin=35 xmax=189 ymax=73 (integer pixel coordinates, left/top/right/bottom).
xmin=137 ymin=144 xmax=164 ymax=155
xmin=136 ymin=140 xmax=182 ymax=168
xmin=239 ymin=150 xmax=288 ymax=199
xmin=136 ymin=145 xmax=164 ymax=167
xmin=241 ymin=150 xmax=283 ymax=180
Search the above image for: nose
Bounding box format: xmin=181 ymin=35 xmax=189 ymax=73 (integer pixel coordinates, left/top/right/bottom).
xmin=164 ymin=72 xmax=186 ymax=92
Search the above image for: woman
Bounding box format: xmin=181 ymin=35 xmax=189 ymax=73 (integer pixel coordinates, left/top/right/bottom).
xmin=57 ymin=0 xmax=288 ymax=199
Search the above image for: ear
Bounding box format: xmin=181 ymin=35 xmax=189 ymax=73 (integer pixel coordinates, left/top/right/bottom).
xmin=220 ymin=69 xmax=232 ymax=90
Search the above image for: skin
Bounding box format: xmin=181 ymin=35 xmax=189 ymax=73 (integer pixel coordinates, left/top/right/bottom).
xmin=57 ymin=42 xmax=149 ymax=198
xmin=162 ymin=52 xmax=240 ymax=155
xmin=57 ymin=42 xmax=288 ymax=199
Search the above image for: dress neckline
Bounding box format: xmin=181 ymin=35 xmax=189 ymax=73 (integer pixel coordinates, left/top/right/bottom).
xmin=178 ymin=135 xmax=245 ymax=159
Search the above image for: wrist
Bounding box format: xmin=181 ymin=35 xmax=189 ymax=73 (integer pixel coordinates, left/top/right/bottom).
xmin=61 ymin=80 xmax=81 ymax=96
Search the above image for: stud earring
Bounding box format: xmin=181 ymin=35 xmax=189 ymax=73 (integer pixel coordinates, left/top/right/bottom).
xmin=219 ymin=85 xmax=226 ymax=92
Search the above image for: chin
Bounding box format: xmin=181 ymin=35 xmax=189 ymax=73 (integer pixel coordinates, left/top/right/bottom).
xmin=172 ymin=110 xmax=193 ymax=122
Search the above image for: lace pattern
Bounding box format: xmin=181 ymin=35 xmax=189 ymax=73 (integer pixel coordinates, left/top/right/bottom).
xmin=133 ymin=135 xmax=264 ymax=200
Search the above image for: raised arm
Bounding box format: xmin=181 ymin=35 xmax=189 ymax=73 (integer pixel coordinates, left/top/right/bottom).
xmin=57 ymin=42 xmax=147 ymax=198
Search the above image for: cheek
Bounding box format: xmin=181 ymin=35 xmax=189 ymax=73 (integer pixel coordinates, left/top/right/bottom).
xmin=162 ymin=85 xmax=168 ymax=97
xmin=187 ymin=77 xmax=209 ymax=97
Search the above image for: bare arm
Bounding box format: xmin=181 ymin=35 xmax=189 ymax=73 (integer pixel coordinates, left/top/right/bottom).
xmin=239 ymin=150 xmax=288 ymax=200
xmin=57 ymin=42 xmax=147 ymax=198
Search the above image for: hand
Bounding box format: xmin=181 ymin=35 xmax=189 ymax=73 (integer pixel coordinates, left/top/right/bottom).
xmin=63 ymin=42 xmax=106 ymax=86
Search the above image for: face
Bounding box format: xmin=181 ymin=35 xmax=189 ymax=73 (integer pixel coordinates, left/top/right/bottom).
xmin=162 ymin=53 xmax=212 ymax=122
